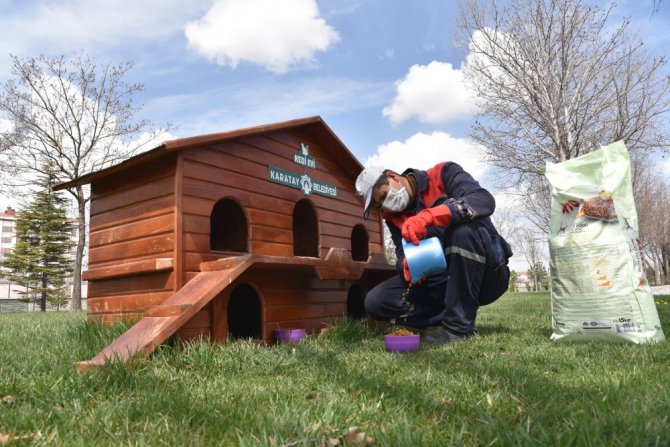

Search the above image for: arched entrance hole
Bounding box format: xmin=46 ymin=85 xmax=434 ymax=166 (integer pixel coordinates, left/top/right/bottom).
xmin=210 ymin=198 xmax=248 ymax=252
xmin=227 ymin=284 xmax=262 ymax=340
xmin=293 ymin=199 xmax=319 ymax=257
xmin=350 ymin=224 xmax=369 ymax=261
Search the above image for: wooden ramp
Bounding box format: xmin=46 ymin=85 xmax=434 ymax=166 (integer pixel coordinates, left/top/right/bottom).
xmin=76 ymin=257 xmax=252 ymax=371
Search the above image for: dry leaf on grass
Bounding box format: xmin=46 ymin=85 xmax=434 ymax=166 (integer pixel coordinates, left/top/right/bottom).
xmin=0 ymin=432 xmax=38 ymax=444
xmin=343 ymin=427 xmax=373 ymax=446
xmin=305 ymin=391 xmax=324 ymax=401
xmin=278 ymin=442 xmax=299 ymax=447
xmin=0 ymin=396 xmax=17 ymax=404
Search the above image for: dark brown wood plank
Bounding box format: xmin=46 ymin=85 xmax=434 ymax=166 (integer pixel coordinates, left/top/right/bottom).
xmin=183 ymin=252 xmax=221 ymax=272
xmin=246 ymin=208 xmax=293 ymax=229
xmin=252 ymin=226 xmax=294 ymax=245
xmin=83 ymin=258 xmax=173 ymax=281
xmin=89 ymin=234 xmax=175 ymax=264
xmin=265 ymin=303 xmax=346 ymax=321
xmin=88 ymin=272 xmax=175 ymax=298
xmin=90 ymin=195 xmax=175 ymax=231
xmin=89 ymin=214 xmax=174 ymax=247
xmin=91 ymin=176 xmax=175 ymax=216
xmin=174 ymin=152 xmax=185 ymax=291
xmin=262 ymin=289 xmax=347 ymax=305
xmin=182 ymin=214 xmax=210 ymax=234
xmin=87 ymin=292 xmax=173 ymax=314
xmin=250 ymin=241 xmax=294 ymax=257
xmin=179 ymin=308 xmax=210 ymax=329
xmin=183 ymin=177 xmax=298 ymax=216
xmin=91 ymin=156 xmax=176 ymax=197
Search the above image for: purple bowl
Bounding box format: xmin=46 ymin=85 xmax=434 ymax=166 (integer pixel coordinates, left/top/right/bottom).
xmin=384 ymin=334 xmax=420 ymax=353
xmin=275 ymin=328 xmax=306 ymax=344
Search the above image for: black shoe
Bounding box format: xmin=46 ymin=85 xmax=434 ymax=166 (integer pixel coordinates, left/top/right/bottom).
xmin=423 ymin=327 xmax=478 ymax=344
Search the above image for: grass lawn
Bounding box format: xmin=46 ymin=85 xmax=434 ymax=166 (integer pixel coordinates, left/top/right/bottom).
xmin=1 ymin=292 xmax=669 ymax=446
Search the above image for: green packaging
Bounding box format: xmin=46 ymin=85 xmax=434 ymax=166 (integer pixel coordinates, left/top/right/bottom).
xmin=545 ymin=141 xmax=664 ymax=343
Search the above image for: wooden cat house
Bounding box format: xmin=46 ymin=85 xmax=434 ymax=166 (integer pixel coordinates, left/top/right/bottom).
xmin=56 ymin=116 xmax=395 ymax=370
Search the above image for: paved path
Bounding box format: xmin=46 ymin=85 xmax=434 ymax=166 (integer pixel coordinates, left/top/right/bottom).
xmin=652 ymin=285 xmax=670 ymax=295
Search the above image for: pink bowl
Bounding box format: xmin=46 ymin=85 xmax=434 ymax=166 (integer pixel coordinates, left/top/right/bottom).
xmin=384 ymin=334 xmax=420 ymax=353
xmin=275 ymin=328 xmax=306 ymax=344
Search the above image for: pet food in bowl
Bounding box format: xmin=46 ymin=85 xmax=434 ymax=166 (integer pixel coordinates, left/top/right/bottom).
xmin=275 ymin=328 xmax=306 ymax=344
xmin=384 ymin=328 xmax=420 ymax=353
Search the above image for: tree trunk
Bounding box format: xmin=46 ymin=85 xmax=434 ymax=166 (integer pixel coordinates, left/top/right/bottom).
xmin=663 ymin=245 xmax=670 ymax=284
xmin=41 ymin=276 xmax=47 ymax=312
xmin=70 ymin=189 xmax=86 ymax=311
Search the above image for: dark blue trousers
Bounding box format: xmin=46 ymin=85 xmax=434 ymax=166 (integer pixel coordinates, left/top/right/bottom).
xmin=365 ymin=222 xmax=510 ymax=333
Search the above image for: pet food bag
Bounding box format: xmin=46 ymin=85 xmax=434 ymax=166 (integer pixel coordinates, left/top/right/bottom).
xmin=544 ymin=141 xmax=664 ymax=343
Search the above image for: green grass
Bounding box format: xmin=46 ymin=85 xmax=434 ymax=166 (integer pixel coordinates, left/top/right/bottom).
xmin=1 ymin=293 xmax=669 ymax=446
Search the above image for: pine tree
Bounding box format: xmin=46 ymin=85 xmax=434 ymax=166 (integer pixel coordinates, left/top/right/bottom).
xmin=0 ymin=173 xmax=73 ymax=311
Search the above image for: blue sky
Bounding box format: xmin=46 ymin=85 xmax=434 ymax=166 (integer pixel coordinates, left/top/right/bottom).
xmin=1 ymin=0 xmax=669 ymax=212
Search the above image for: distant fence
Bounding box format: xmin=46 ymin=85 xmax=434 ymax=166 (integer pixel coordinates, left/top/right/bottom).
xmin=0 ymin=298 xmax=87 ymax=313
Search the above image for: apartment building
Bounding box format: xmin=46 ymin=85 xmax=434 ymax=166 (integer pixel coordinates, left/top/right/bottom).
xmin=0 ymin=206 xmax=16 ymax=265
xmin=0 ymin=205 xmax=84 ymax=305
xmin=0 ymin=206 xmax=19 ymax=299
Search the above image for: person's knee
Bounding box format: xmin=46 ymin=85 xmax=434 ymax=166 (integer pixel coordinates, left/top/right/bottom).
xmin=449 ymin=223 xmax=479 ymax=243
xmin=364 ymin=288 xmax=383 ymax=318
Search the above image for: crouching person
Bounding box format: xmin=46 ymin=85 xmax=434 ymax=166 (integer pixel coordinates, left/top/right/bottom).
xmin=355 ymin=162 xmax=512 ymax=344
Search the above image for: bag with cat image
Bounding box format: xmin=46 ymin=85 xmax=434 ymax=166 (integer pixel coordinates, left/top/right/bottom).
xmin=544 ymin=141 xmax=664 ymax=343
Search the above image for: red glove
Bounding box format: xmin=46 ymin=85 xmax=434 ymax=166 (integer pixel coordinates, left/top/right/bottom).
xmin=402 ymin=258 xmax=411 ymax=282
xmin=402 ymin=258 xmax=427 ymax=284
xmin=402 ymin=205 xmax=452 ymax=245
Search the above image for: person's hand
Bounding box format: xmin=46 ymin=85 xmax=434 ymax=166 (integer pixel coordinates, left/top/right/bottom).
xmin=402 ymin=258 xmax=412 ymax=282
xmin=401 ymin=206 xmax=452 ymax=245
xmin=403 ymin=259 xmax=427 ymax=284
xmin=402 ymin=212 xmax=431 ymax=245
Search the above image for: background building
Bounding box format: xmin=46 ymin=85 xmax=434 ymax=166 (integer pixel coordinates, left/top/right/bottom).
xmin=0 ymin=205 xmax=86 ymax=310
xmin=0 ymin=206 xmax=19 ymax=301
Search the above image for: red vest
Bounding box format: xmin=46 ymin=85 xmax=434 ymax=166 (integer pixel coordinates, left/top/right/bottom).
xmin=383 ymin=162 xmax=446 ymax=229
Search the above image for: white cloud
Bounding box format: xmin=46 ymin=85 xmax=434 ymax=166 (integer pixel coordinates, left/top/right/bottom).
xmin=184 ymin=0 xmax=340 ymax=73
xmin=0 ymin=1 xmax=208 ymax=58
xmin=363 ymin=131 xmax=489 ymax=180
xmin=382 ymin=61 xmax=477 ymax=125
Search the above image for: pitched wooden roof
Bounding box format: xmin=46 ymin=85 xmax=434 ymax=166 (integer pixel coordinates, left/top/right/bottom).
xmin=55 ymin=115 xmax=362 ymax=190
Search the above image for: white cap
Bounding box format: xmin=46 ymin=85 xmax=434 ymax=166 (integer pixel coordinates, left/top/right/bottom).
xmin=355 ymin=166 xmax=385 ymax=219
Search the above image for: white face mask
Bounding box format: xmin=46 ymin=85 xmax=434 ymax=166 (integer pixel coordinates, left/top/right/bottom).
xmin=382 ymin=186 xmax=410 ymax=212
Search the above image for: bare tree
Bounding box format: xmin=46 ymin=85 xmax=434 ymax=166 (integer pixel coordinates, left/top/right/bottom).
xmin=489 ymin=205 xmax=521 ymax=243
xmin=458 ymin=0 xmax=670 ymax=232
xmin=517 ymin=227 xmax=546 ymax=291
xmin=633 ymin=156 xmax=670 ymax=284
xmin=0 ymin=54 xmax=168 ymax=310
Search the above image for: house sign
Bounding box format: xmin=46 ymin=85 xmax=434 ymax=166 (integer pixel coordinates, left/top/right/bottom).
xmin=268 ymin=142 xmax=337 ymax=198
xmin=293 ymin=143 xmax=316 ymax=168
